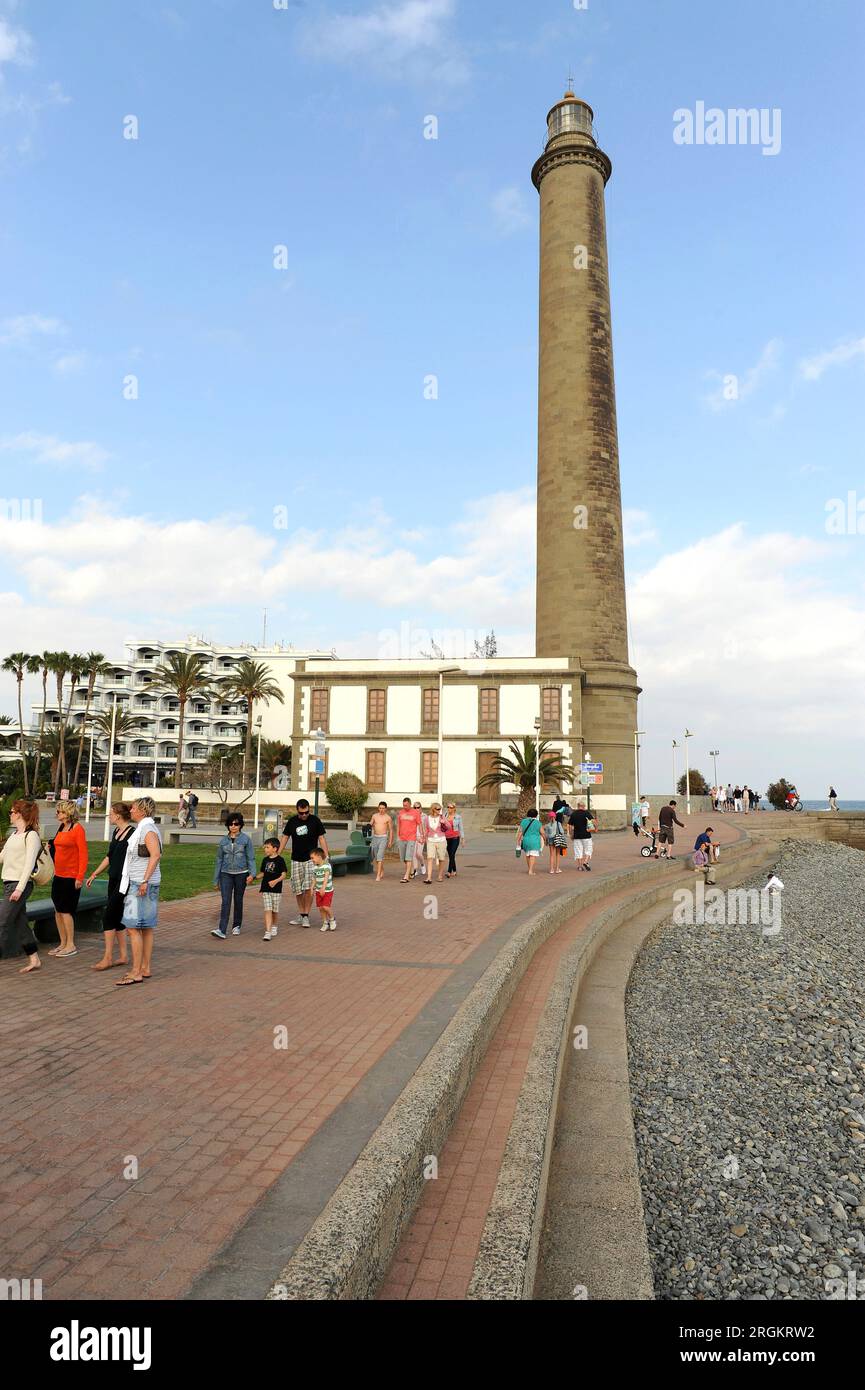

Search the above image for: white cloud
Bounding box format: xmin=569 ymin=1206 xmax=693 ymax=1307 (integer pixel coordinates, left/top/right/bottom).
xmin=491 ymin=186 xmax=531 ymax=235
xmin=623 ymin=508 xmax=657 ymax=547
xmin=300 ymin=0 xmax=469 ymax=84
xmin=798 ymin=335 xmax=865 ymax=382
xmin=628 ymin=523 xmax=865 ymax=794
xmin=0 ymin=313 xmax=66 ymax=346
xmin=52 ymin=351 xmax=88 ymax=375
xmin=0 ymin=17 xmax=33 ymax=69
xmin=703 ymin=337 xmax=781 ymax=411
xmin=0 ymin=432 xmax=109 ymax=470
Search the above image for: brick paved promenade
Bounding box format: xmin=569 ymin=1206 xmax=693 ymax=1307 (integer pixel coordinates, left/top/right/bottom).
xmin=0 ymin=814 xmax=746 ymax=1300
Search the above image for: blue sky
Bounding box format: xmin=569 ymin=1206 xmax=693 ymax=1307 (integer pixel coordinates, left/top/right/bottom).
xmin=1 ymin=0 xmax=863 ymax=795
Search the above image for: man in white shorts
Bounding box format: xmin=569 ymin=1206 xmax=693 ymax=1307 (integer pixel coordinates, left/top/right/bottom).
xmin=568 ymin=802 xmax=593 ymax=872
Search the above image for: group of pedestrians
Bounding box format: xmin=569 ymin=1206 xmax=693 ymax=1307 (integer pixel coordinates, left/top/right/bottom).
xmin=210 ymin=798 xmax=335 ymax=938
xmin=712 ymin=784 xmax=762 ymax=813
xmin=0 ymin=796 xmax=162 ymax=984
xmin=390 ymin=799 xmax=464 ymax=883
xmin=177 ymin=790 xmax=199 ymax=828
xmin=516 ymin=798 xmax=597 ymax=875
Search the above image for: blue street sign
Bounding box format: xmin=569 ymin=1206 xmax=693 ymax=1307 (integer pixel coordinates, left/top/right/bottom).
xmin=583 ymin=761 xmax=603 ymax=772
xmin=313 ymin=758 xmax=324 ymax=775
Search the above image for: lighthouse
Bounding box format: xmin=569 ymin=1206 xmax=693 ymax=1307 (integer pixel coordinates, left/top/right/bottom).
xmin=532 ymin=91 xmax=640 ymax=808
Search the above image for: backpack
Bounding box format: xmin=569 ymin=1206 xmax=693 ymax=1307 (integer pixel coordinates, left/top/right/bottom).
xmin=189 ymin=794 xmax=199 ymax=809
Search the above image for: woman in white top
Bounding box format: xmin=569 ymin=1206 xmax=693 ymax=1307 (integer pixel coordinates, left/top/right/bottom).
xmin=0 ymin=799 xmax=44 ymax=973
xmin=423 ymin=803 xmax=448 ymax=885
xmin=115 ymin=797 xmax=162 ymax=988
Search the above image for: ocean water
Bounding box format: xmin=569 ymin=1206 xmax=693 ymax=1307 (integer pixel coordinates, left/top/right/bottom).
xmin=801 ymin=800 xmax=865 ymax=812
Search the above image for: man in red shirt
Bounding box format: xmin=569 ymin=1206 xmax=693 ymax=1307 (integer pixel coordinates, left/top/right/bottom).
xmin=397 ymin=797 xmax=423 ymax=882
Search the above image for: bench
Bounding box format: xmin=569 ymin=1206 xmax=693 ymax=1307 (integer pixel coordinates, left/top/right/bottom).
xmin=330 ymin=832 xmax=372 ymax=877
xmin=26 ymin=888 xmax=110 ymax=944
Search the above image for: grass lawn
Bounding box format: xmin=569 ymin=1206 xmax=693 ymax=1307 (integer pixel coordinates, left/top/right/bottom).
xmin=30 ymin=842 xmax=224 ymax=904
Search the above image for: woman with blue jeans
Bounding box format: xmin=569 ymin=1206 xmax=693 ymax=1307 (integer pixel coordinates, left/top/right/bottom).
xmin=116 ymin=797 xmax=162 ymax=987
xmin=211 ymin=813 xmax=256 ymax=938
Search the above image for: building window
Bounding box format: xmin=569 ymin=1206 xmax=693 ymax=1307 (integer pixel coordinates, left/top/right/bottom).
xmin=310 ymin=687 xmax=329 ymax=733
xmin=541 ymin=686 xmax=562 ymax=732
xmin=420 ymin=751 xmax=438 ymax=794
xmin=366 ymin=750 xmax=385 ymax=792
xmin=367 ymin=688 xmax=386 ymax=734
xmin=479 ymin=687 xmax=499 ymax=733
xmin=542 ymin=750 xmax=567 ymax=792
xmin=422 ymin=687 xmax=439 ymax=733
xmin=307 ymin=749 xmax=329 ymax=790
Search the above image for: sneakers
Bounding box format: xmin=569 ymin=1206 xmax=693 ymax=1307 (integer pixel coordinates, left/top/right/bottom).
xmin=329 ymin=920 xmax=337 ymax=931
xmin=289 ymin=916 xmax=304 ymax=925
xmin=211 ymin=929 xmax=226 ymax=939
xmin=300 ymin=915 xmax=310 ymax=929
xmin=263 ymin=931 xmax=273 ymax=941
xmin=232 ymin=926 xmax=241 ymax=936
xmin=320 ymin=922 xmax=329 ymax=933
xmin=321 ymin=920 xmax=337 ymax=932
xmin=271 ymin=925 xmax=278 ymax=937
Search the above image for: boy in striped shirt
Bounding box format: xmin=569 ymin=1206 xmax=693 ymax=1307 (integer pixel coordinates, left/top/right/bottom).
xmin=310 ymin=847 xmax=336 ymax=932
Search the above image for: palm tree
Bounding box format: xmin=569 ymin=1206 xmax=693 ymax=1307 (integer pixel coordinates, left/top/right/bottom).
xmin=259 ymin=739 xmax=291 ymax=789
xmin=53 ymin=653 xmax=88 ymax=795
xmin=48 ymin=651 xmax=71 ymax=794
xmin=72 ymin=652 xmax=110 ymax=789
xmin=217 ymin=659 xmax=285 ymax=787
xmin=2 ymin=651 xmax=37 ymax=793
xmin=31 ymin=651 xmax=53 ymax=794
xmin=475 ymin=737 xmax=575 ymax=818
xmin=92 ymin=707 xmax=137 ymax=753
xmin=150 ymin=653 xmax=215 ymax=789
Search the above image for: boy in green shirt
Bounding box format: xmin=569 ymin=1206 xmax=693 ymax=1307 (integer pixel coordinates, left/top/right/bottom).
xmin=310 ymin=847 xmax=336 ymax=932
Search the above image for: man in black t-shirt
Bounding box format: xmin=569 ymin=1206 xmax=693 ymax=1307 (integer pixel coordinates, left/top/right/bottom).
xmin=658 ymin=800 xmax=685 ymax=858
xmin=568 ymin=803 xmax=593 ymax=872
xmin=278 ymin=799 xmax=328 ymax=929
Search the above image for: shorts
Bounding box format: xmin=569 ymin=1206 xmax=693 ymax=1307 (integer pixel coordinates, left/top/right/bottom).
xmin=315 ymin=890 xmax=334 ymax=908
xmin=122 ymin=882 xmax=160 ymax=929
xmin=573 ymin=838 xmax=593 ymax=858
xmin=261 ymin=892 xmax=281 ymax=913
xmin=290 ymin=860 xmax=315 ymax=895
xmin=51 ymin=876 xmax=81 ymax=916
xmin=426 ymin=838 xmax=447 ymax=863
xmin=371 ymin=835 xmax=388 ymax=863
xmin=658 ymin=828 xmax=674 ymax=845
xmin=398 ymin=840 xmax=416 ymax=862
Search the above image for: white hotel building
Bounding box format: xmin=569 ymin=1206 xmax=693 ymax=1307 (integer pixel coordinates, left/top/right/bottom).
xmin=27 ymin=636 xmax=333 ymax=779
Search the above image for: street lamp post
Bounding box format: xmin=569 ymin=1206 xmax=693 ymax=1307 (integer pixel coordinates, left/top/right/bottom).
xmin=583 ymin=752 xmax=592 ymax=817
xmin=684 ymin=728 xmax=694 ymax=815
xmin=253 ymin=716 xmax=264 ymax=830
xmin=634 ymin=730 xmax=645 ymax=805
xmin=533 ymin=717 xmax=542 ymax=812
xmin=710 ymin=749 xmax=720 ymax=804
xmin=437 ymin=666 xmax=460 ymax=802
xmin=672 ymin=740 xmax=679 ymax=798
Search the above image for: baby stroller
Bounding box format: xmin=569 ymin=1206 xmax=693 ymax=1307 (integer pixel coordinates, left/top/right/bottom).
xmin=638 ymin=825 xmax=658 ymax=858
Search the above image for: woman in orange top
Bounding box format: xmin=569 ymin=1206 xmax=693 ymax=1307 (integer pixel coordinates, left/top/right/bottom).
xmin=49 ymin=801 xmax=88 ymax=958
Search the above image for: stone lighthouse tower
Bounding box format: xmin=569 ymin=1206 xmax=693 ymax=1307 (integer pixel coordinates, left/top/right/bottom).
xmin=532 ymin=90 xmax=639 ymax=808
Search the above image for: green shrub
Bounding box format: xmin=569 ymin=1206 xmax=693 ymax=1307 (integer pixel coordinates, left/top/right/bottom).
xmin=677 ymin=768 xmax=710 ymax=797
xmin=324 ymin=771 xmax=368 ymax=817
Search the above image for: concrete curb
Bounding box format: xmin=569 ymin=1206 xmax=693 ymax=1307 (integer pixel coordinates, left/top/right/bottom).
xmin=468 ymin=837 xmax=781 ymax=1301
xmin=265 ymin=857 xmax=710 ymax=1300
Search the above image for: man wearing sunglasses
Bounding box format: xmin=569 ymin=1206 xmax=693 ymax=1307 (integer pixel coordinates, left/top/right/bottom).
xmin=278 ymin=799 xmax=328 ymax=929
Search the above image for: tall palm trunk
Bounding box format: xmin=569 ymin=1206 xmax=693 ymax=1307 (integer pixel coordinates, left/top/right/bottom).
xmin=53 ymin=674 xmax=66 ymax=795
xmin=174 ymin=695 xmax=187 ymax=789
xmin=14 ymin=674 xmax=29 ymax=795
xmin=72 ymin=674 xmax=96 ymax=789
xmin=32 ymin=668 xmax=48 ymax=793
xmin=243 ymin=698 xmax=255 ymax=788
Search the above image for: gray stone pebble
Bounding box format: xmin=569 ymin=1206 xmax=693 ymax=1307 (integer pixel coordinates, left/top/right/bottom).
xmin=627 ymin=839 xmax=865 ymax=1301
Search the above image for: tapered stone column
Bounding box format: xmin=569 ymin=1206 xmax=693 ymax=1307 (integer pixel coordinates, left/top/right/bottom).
xmin=532 ymin=92 xmax=640 ymax=810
